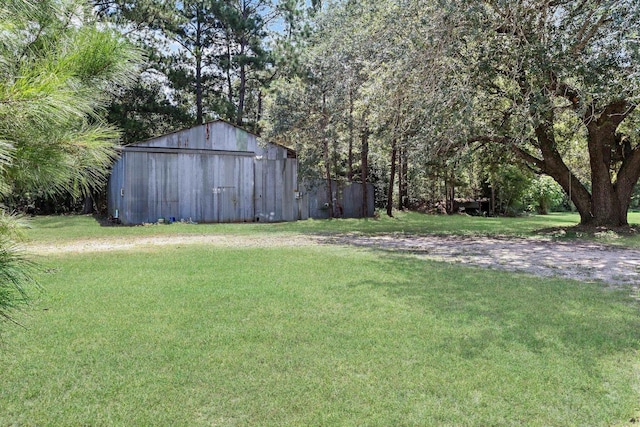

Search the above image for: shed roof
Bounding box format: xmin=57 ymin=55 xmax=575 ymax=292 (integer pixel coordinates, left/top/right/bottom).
xmin=121 ymin=119 xmax=296 ymax=158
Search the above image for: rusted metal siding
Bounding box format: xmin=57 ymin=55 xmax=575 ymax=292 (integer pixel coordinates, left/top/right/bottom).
xmin=108 ymin=120 xmax=298 ymax=224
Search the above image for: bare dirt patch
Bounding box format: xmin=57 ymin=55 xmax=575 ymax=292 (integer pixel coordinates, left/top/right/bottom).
xmin=326 ymin=234 xmax=640 ymax=288
xmin=27 ymin=232 xmax=640 ymax=288
xmin=26 ymin=234 xmax=320 ymax=254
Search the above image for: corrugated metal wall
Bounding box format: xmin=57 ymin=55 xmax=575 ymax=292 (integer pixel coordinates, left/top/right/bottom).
xmin=108 ymin=121 xmax=299 ymax=224
xmin=108 ymin=121 xmax=374 ymax=224
xmin=111 ymin=149 xmax=255 ymax=224
xmin=254 ymin=158 xmax=300 ymax=222
xmin=107 ymin=153 xmax=125 ymax=221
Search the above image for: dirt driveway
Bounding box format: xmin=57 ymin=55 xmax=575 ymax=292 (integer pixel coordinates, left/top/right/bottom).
xmin=326 ymin=234 xmax=640 ymax=288
xmin=28 ymin=233 xmax=640 ymax=288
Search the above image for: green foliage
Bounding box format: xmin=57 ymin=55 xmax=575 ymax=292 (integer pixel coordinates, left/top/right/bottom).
xmin=265 ymin=0 xmax=640 ymax=225
xmin=0 ymin=0 xmax=141 ymax=199
xmin=106 ymin=78 xmax=193 ymax=145
xmin=262 ymin=76 xmax=326 ymax=179
xmin=0 ymin=213 xmax=35 ymax=324
xmin=98 ymin=0 xmax=278 ymax=132
xmin=418 ymin=0 xmax=640 ymax=225
xmin=490 ymin=164 xmax=533 ymax=215
xmin=523 ymin=175 xmax=568 ymax=214
xmin=0 ymin=0 xmax=141 ymax=326
xmin=264 ymin=0 xmax=396 ymax=187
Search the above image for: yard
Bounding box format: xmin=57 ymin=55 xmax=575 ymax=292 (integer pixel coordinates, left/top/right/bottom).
xmin=2 ymin=212 xmax=640 ymax=425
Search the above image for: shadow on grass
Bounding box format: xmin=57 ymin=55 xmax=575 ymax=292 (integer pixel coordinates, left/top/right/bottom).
xmin=362 ymin=253 xmax=640 ymax=360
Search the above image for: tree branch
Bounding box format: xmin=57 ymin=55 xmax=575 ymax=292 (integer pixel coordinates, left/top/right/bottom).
xmin=584 ymin=100 xmax=636 ymax=129
xmin=548 ymin=71 xmax=581 ymax=110
xmin=571 ymin=10 xmax=611 ymax=56
xmin=615 ymin=142 xmax=640 ymax=205
xmin=467 ymin=135 xmax=545 ymax=171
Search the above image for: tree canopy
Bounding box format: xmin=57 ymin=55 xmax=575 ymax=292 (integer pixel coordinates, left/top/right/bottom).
xmin=5 ymin=0 xmax=640 ymax=227
xmin=264 ymin=0 xmax=640 ymax=226
xmin=420 ymin=0 xmax=640 ymax=226
xmin=96 ymin=0 xmax=289 ymax=138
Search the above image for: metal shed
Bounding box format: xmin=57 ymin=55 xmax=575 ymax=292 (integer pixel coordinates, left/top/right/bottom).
xmin=107 ymin=120 xmax=300 ymax=224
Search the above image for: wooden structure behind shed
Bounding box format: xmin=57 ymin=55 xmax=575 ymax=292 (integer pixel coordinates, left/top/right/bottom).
xmin=107 ymin=120 xmax=300 ymax=224
xmin=300 ymin=180 xmax=375 ymax=219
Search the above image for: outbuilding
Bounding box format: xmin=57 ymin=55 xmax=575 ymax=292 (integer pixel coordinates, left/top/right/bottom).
xmin=107 ymin=120 xmax=301 ymax=224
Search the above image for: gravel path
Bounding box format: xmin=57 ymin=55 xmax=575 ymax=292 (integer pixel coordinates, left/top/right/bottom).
xmin=326 ymin=234 xmax=640 ymax=287
xmin=27 ymin=233 xmax=640 ymax=287
xmin=26 ymin=234 xmax=318 ymax=254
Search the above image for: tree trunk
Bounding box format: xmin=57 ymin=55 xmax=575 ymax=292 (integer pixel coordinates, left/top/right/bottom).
xmin=256 ymin=89 xmax=263 ymax=124
xmin=236 ymin=42 xmax=247 ymax=126
xmin=448 ymin=167 xmax=455 ymax=214
xmin=81 ymin=194 xmax=94 ymax=214
xmin=322 ymin=93 xmax=333 ymax=218
xmin=491 ymin=185 xmax=495 ymax=216
xmin=585 ymin=126 xmax=622 ymax=226
xmin=387 ymin=138 xmax=397 ymax=217
xmin=225 ymin=32 xmax=233 ymax=111
xmin=398 ymin=146 xmax=408 ymax=211
xmin=347 ymin=88 xmax=354 ymax=182
xmin=332 ymin=139 xmax=340 ymax=180
xmin=581 ymin=101 xmax=639 ymax=227
xmin=361 ymin=125 xmax=369 ymax=218
xmin=324 ymin=142 xmax=333 ymax=219
xmin=236 ymin=67 xmax=246 ymax=125
xmin=443 ymin=171 xmax=449 ymax=214
xmin=520 ymin=100 xmax=639 ymax=227
xmin=431 ymin=170 xmax=439 ymax=210
xmin=196 ymin=52 xmax=203 ymax=123
xmin=400 ymin=146 xmax=408 ymax=210
xmin=195 ymin=11 xmax=203 ymax=124
xmin=529 ymin=121 xmax=594 ymax=223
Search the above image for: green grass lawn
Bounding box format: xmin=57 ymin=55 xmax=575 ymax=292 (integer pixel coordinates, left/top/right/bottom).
xmin=2 ymin=213 xmax=640 ymax=425
xmin=24 ymin=210 xmax=640 ymax=246
xmin=15 ymin=211 xmax=589 ymax=242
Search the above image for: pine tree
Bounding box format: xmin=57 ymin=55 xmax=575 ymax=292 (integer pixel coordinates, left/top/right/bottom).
xmin=0 ymin=0 xmax=141 ymax=325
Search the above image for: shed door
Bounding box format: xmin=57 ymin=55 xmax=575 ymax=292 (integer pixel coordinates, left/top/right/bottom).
xmin=148 ymin=153 xmax=178 ymax=222
xmin=211 ymin=154 xmax=254 ymax=223
xmin=213 ymin=186 xmax=235 ymax=222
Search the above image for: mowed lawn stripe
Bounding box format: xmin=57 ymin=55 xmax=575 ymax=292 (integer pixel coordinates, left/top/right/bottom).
xmin=2 ymin=243 xmax=639 ymax=426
